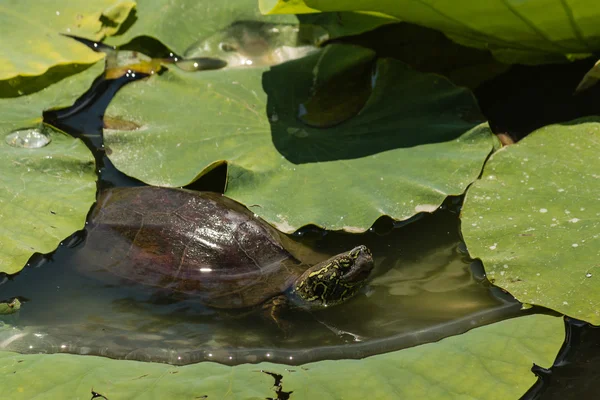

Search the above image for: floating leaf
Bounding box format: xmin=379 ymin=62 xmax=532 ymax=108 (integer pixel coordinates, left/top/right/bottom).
xmin=0 ymin=0 xmax=135 ymax=82
xmin=104 ymin=44 xmax=495 ymax=232
xmin=260 ymin=0 xmax=600 ymax=64
xmin=0 ymin=314 xmax=563 ymax=399
xmin=461 ymin=117 xmax=600 ymax=324
xmin=0 ymin=64 xmax=101 ymax=275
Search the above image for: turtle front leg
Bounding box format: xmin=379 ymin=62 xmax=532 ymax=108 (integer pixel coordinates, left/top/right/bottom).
xmin=261 ymin=294 xmax=291 ymax=335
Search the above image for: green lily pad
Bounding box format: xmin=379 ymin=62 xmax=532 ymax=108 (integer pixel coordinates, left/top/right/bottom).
xmin=104 ymin=44 xmax=495 ymax=232
xmin=103 ymin=0 xmax=298 ymax=55
xmin=0 ymin=0 xmax=134 ymax=82
xmin=260 ymin=0 xmax=600 ymax=64
xmin=0 ymin=64 xmax=101 ymax=275
xmin=461 ymin=118 xmax=600 ymax=324
xmin=0 ymin=314 xmax=563 ymax=399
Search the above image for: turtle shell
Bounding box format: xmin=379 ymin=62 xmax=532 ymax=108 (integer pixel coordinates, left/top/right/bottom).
xmin=86 ymin=187 xmax=306 ymax=308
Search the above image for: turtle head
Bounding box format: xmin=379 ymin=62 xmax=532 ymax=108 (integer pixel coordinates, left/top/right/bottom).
xmin=292 ymin=245 xmax=374 ymax=309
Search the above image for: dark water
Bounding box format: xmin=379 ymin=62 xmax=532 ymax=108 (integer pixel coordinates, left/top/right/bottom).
xmin=0 ymin=197 xmax=520 ymax=365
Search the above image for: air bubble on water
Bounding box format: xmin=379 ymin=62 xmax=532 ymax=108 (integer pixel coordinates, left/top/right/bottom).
xmin=270 ymin=113 xmax=279 ymax=122
xmin=539 ymin=208 xmax=548 ymax=213
xmin=489 ymin=243 xmax=497 ymax=250
xmin=5 ymin=128 xmax=51 ymax=148
xmin=572 ymin=243 xmax=579 ymax=248
xmin=569 ymin=218 xmax=580 ymax=223
xmin=586 ymin=273 xmax=592 ymax=278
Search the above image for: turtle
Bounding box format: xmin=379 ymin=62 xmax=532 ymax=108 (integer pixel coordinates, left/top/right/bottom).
xmin=84 ymin=186 xmax=374 ymax=328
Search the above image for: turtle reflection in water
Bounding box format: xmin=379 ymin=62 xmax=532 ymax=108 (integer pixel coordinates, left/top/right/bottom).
xmin=85 ymin=187 xmax=374 ymax=330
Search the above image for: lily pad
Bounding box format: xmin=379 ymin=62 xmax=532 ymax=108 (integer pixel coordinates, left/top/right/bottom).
xmin=0 ymin=0 xmax=134 ymax=82
xmin=260 ymin=0 xmax=600 ymax=64
xmin=103 ymin=0 xmax=298 ymax=55
xmin=104 ymin=44 xmax=495 ymax=232
xmin=0 ymin=314 xmax=563 ymax=399
xmin=461 ymin=118 xmax=600 ymax=324
xmin=0 ymin=64 xmax=101 ymax=275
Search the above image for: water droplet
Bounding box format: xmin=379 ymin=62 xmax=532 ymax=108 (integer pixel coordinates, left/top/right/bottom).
xmin=5 ymin=128 xmax=51 ymax=148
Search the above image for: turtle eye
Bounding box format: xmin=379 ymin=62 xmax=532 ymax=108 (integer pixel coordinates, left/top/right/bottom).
xmin=339 ymin=259 xmax=353 ymax=269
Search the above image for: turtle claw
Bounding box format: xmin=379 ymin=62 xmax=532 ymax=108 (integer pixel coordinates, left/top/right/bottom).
xmin=261 ymin=294 xmax=292 ymax=336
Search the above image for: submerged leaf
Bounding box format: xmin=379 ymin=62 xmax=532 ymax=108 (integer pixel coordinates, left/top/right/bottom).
xmin=104 ymin=44 xmax=494 ymax=232
xmin=0 ymin=314 xmax=563 ymax=399
xmin=0 ymin=299 xmax=21 ymax=315
xmin=461 ymin=117 xmax=600 ymax=324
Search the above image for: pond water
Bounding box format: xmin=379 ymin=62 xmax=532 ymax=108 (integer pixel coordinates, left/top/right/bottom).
xmin=0 ymin=196 xmax=520 ymax=365
xmin=0 ymin=35 xmax=526 ymax=368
